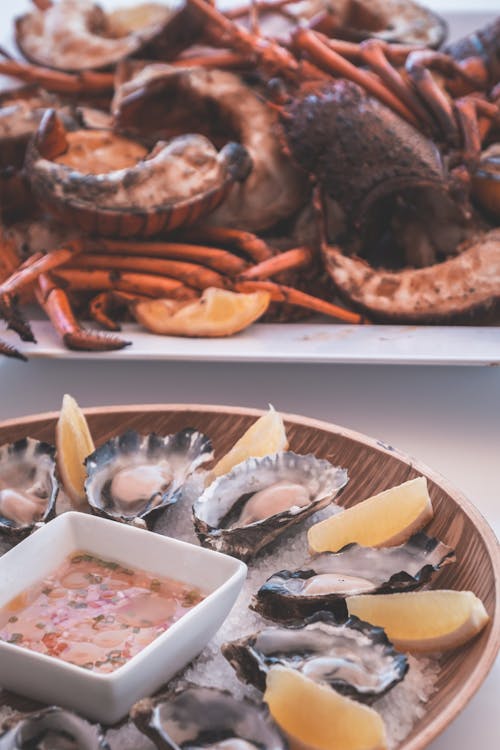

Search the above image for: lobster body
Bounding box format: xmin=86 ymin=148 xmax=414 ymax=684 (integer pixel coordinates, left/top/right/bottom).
xmin=281 ymin=79 xmax=445 ymax=223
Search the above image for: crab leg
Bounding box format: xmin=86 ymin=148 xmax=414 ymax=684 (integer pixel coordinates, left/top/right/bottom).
xmin=318 ymin=38 xmax=418 ymax=66
xmin=454 ymin=96 xmax=499 ymax=166
xmin=0 ymin=242 xmax=82 ymax=298
xmin=178 ymin=226 xmax=274 ymax=263
xmin=239 ymin=247 xmax=312 ymax=280
xmin=188 ymin=0 xmax=301 ymax=80
xmin=0 ymin=57 xmax=114 ymax=96
xmin=173 ymin=50 xmax=251 ymax=69
xmin=0 ymin=242 xmax=83 ymax=340
xmin=292 ymin=29 xmax=419 ymax=127
xmin=86 ymin=239 xmax=249 ymax=275
xmin=88 ymin=291 xmax=148 ymax=332
xmin=52 ymin=269 xmax=197 ymax=300
xmin=0 ymin=339 xmax=26 ymax=362
xmin=35 ymin=273 xmax=130 ymax=351
xmin=68 ymin=255 xmax=229 ymax=291
xmin=234 ymin=280 xmax=363 ymax=323
xmin=357 ymin=40 xmax=435 ymax=130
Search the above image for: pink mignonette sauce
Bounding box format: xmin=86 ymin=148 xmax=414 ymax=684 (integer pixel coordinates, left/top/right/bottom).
xmin=0 ymin=552 xmax=205 ymax=673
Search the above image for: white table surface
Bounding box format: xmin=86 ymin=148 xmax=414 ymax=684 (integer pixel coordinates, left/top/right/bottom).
xmin=0 ymin=0 xmax=499 ymax=747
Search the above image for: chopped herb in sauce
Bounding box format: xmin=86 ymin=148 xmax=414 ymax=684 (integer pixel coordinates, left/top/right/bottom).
xmin=0 ymin=551 xmax=206 ymax=674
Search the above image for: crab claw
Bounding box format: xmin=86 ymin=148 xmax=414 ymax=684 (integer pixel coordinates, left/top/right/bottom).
xmin=0 ymin=338 xmax=27 ymax=362
xmin=36 ymin=273 xmax=131 ymax=352
xmin=0 ymin=294 xmax=36 ymax=343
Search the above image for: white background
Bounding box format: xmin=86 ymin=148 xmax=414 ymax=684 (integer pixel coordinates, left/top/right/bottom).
xmin=0 ymin=1 xmax=499 ymax=748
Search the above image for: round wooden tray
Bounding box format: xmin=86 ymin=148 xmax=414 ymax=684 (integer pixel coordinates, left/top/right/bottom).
xmin=0 ymin=404 xmax=499 ymax=750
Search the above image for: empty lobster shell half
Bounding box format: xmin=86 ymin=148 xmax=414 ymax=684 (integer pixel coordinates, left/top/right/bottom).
xmin=131 ymin=686 xmax=287 ymax=750
xmin=0 ymin=437 xmax=58 ymax=538
xmin=84 ymin=428 xmax=213 ymax=526
xmin=25 ymin=109 xmax=252 ymax=237
xmin=113 ymin=63 xmax=306 ymax=232
xmin=252 ymin=533 xmax=455 ymax=623
xmin=15 ymin=0 xmax=202 ymax=72
xmin=0 ymin=706 xmax=108 ymax=750
xmin=193 ymin=452 xmax=348 ymax=561
xmin=323 ymin=228 xmax=500 ymax=323
xmin=222 ymin=611 xmax=408 ymax=703
xmin=232 ymin=0 xmax=446 ymax=48
xmin=307 ymin=0 xmax=447 ymax=47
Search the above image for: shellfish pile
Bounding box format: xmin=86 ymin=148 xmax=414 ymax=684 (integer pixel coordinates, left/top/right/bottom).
xmin=0 ymin=0 xmax=498 ymax=359
xmin=0 ymin=402 xmax=490 ymax=750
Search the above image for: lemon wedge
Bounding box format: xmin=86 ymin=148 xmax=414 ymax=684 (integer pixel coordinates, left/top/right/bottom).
xmin=308 ymin=476 xmax=433 ymax=552
xmin=212 ymin=405 xmax=288 ymax=479
xmin=264 ymin=666 xmax=387 ymax=750
xmin=134 ymin=287 xmax=270 ymax=337
xmin=56 ymin=394 xmax=94 ymax=508
xmin=346 ymin=590 xmax=489 ymax=653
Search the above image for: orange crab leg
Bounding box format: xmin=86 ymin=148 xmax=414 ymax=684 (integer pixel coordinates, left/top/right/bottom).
xmin=0 ymin=242 xmax=83 ymax=342
xmin=0 ymin=242 xmax=82 ymax=297
xmin=35 ymin=273 xmax=130 ymax=351
xmin=178 ymin=226 xmax=274 ymax=263
xmin=235 ymin=280 xmax=364 ymax=323
xmin=88 ymin=290 xmax=148 ymax=332
xmin=0 ymin=58 xmax=114 ymax=96
xmin=319 ymin=38 xmax=419 ymax=66
xmin=292 ymin=29 xmax=420 ymax=128
xmin=86 ymin=239 xmax=249 ymax=275
xmin=68 ymin=254 xmax=229 ymax=291
xmin=357 ymin=40 xmax=435 ymax=130
xmin=173 ymin=51 xmax=251 ymax=69
xmin=239 ymin=247 xmax=312 ymax=280
xmin=454 ymin=96 xmax=500 ymax=166
xmin=52 ymin=269 xmax=197 ymax=300
xmin=188 ymin=0 xmax=301 ymax=79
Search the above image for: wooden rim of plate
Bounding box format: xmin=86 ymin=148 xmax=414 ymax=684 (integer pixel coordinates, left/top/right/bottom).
xmin=0 ymin=403 xmax=498 ymax=750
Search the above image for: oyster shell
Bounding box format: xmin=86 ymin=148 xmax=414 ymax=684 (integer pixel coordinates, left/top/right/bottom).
xmin=252 ymin=533 xmax=455 ymax=622
xmin=193 ymin=452 xmax=348 ymax=561
xmin=85 ymin=428 xmax=212 ymax=526
xmin=0 ymin=437 xmax=58 ymax=537
xmin=223 ymin=612 xmax=408 ymax=703
xmin=0 ymin=706 xmax=108 ymax=749
xmin=131 ymin=686 xmax=287 ymax=750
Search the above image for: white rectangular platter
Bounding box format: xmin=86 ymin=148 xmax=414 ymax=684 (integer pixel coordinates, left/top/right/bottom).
xmin=3 ymin=319 xmax=498 ymax=366
xmin=0 ymin=2 xmax=499 ymax=366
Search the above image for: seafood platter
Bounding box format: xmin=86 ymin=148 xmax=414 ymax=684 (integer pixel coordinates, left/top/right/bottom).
xmin=0 ymin=0 xmax=499 ymax=363
xmin=0 ymin=399 xmax=498 ymax=750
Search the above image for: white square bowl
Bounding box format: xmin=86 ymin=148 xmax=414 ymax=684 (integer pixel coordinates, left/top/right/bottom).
xmin=0 ymin=512 xmax=247 ymax=724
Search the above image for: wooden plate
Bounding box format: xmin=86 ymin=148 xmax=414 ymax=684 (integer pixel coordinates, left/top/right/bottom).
xmin=0 ymin=404 xmax=499 ymax=750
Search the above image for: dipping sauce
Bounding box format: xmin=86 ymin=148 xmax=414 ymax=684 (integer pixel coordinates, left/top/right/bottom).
xmin=0 ymin=552 xmax=205 ymax=673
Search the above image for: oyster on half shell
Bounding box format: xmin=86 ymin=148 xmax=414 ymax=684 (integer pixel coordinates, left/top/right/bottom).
xmin=85 ymin=428 xmax=212 ymax=526
xmin=193 ymin=452 xmax=348 ymax=561
xmin=131 ymin=686 xmax=287 ymax=750
xmin=252 ymin=533 xmax=455 ymax=622
xmin=0 ymin=706 xmax=108 ymax=749
xmin=222 ymin=612 xmax=408 ymax=703
xmin=0 ymin=438 xmax=58 ymax=537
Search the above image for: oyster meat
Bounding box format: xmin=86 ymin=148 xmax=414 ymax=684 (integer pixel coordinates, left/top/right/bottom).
xmin=0 ymin=706 xmax=108 ymax=749
xmin=85 ymin=428 xmax=212 ymax=526
xmin=223 ymin=612 xmax=408 ymax=703
xmin=193 ymin=452 xmax=348 ymax=561
xmin=252 ymin=533 xmax=455 ymax=622
xmin=0 ymin=438 xmax=58 ymax=537
xmin=131 ymin=686 xmax=286 ymax=750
